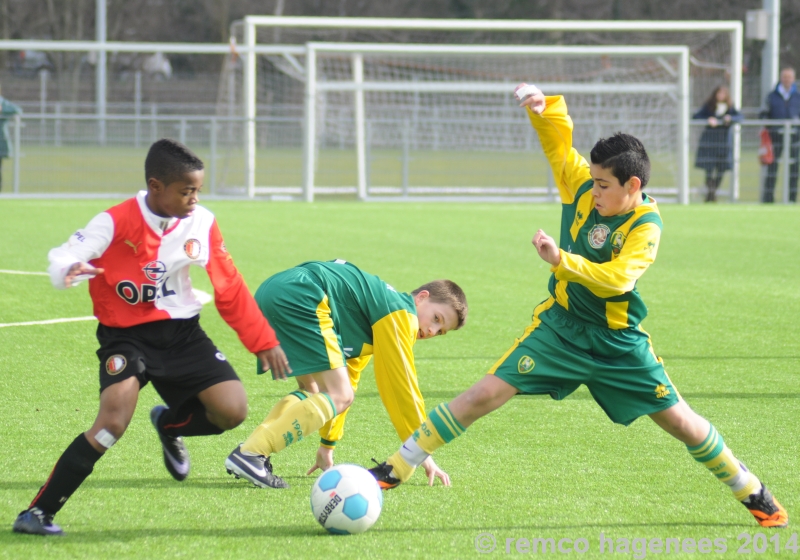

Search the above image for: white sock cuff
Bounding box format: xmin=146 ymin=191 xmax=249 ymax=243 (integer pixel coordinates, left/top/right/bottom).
xmin=398 ymin=435 xmax=429 ymax=468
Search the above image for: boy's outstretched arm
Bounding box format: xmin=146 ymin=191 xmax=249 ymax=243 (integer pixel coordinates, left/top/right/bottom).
xmin=516 ymin=83 xmax=592 ymax=205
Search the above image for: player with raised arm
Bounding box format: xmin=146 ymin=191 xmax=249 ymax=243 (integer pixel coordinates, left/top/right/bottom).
xmin=368 ymin=85 xmax=788 ymax=529
xmin=12 ymin=139 xmax=290 ymax=536
xmin=224 ymin=259 xmax=467 ymax=489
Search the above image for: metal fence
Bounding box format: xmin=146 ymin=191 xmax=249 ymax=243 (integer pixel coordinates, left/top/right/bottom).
xmin=689 ymin=120 xmax=799 ymax=204
xmin=1 ymin=112 xmax=797 ymax=203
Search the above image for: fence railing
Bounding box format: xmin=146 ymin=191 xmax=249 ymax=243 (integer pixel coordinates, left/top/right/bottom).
xmin=690 ymin=119 xmax=799 ymax=204
xmin=1 ymin=113 xmax=798 ymax=203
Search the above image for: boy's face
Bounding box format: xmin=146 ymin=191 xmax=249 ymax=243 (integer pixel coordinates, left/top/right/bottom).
xmin=589 ymin=163 xmax=642 ymax=217
xmin=146 ymin=170 xmax=204 ymax=219
xmin=413 ymin=290 xmax=459 ymax=340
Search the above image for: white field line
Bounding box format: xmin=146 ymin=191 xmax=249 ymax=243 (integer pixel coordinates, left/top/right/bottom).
xmin=0 ymin=269 xmax=49 ymax=276
xmin=0 ymin=316 xmax=97 ymax=328
xmin=0 ymin=282 xmax=213 ymax=328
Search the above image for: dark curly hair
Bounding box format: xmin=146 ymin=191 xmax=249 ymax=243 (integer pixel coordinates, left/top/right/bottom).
xmin=144 ymin=138 xmax=204 ymax=185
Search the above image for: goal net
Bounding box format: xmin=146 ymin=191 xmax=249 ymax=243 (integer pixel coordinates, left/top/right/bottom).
xmin=237 ymin=17 xmax=742 ymax=202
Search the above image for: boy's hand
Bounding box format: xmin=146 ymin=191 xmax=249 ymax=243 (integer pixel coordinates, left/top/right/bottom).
xmin=421 ymin=456 xmax=451 ymax=487
xmin=514 ymin=83 xmax=546 ymax=114
xmin=64 ymin=262 xmax=104 ymax=288
xmin=307 ymin=446 xmax=334 ymax=475
xmin=532 ymin=229 xmax=561 ymax=267
xmin=258 ymin=345 xmax=292 ymax=380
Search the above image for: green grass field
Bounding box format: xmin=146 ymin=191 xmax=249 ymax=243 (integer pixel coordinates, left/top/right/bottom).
xmin=1 ymin=200 xmax=798 ymax=559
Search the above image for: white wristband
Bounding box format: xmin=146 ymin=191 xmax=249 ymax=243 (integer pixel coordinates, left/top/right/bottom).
xmin=514 ymin=84 xmax=541 ymax=101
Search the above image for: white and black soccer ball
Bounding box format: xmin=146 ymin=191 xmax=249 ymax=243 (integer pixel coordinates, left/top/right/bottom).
xmin=310 ymin=464 xmax=383 ymax=535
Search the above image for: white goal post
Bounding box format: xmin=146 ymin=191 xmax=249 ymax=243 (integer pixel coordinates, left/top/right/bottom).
xmin=300 ymin=42 xmax=690 ymax=203
xmin=243 ymin=16 xmax=743 ymax=203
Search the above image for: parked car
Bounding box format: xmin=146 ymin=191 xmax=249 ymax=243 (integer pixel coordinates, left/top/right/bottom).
xmin=11 ymin=50 xmax=54 ymax=76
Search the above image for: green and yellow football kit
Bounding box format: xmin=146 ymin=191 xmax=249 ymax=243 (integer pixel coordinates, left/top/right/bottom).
xmin=382 ymin=96 xmax=787 ymax=530
xmin=487 ymin=95 xmax=679 ymax=425
xmin=242 ymin=259 xmax=428 ymax=455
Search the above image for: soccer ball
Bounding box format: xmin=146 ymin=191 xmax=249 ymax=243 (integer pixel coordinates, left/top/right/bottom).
xmin=310 ymin=464 xmax=383 ymax=534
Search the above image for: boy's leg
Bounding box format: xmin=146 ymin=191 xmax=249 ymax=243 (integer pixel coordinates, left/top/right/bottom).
xmin=14 ymin=376 xmax=140 ymax=536
xmin=241 ymin=368 xmax=346 ymax=456
xmin=145 ymin=315 xmax=250 ymax=481
xmin=196 ymin=379 xmax=248 ymax=431
xmin=650 ymin=402 xmax=788 ymax=528
xmin=251 ymin=375 xmax=317 ymax=429
xmin=225 ymin=369 xmax=344 ymax=488
xmin=374 ymin=301 xmax=589 ymax=487
xmin=374 ymin=374 xmax=518 ymax=487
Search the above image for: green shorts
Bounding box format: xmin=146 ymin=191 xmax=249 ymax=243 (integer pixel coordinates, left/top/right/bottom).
xmin=254 ymin=268 xmax=345 ymax=377
xmin=489 ymin=299 xmax=680 ymax=426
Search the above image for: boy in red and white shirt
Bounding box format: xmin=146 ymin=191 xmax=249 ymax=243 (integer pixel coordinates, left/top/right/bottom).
xmin=13 ymin=139 xmax=290 ymax=536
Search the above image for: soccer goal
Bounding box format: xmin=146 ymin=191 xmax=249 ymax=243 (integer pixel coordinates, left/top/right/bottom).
xmin=241 ymin=16 xmax=743 ymax=203
xmin=299 ymin=43 xmax=690 ymax=202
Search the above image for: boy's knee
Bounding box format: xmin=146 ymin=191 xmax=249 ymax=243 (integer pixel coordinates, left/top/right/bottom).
xmin=651 ymin=402 xmax=708 ymax=444
xmin=206 ymin=401 xmax=248 ymax=431
xmin=330 ymin=387 xmax=354 ymax=414
xmin=464 ymin=383 xmax=498 ymax=409
xmin=216 ymin=406 xmax=248 ymax=430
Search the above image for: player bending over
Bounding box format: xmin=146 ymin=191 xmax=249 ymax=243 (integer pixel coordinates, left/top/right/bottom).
xmin=13 ymin=139 xmax=289 ymax=536
xmin=368 ymin=85 xmax=788 ymax=529
xmin=224 ymin=259 xmax=467 ymax=489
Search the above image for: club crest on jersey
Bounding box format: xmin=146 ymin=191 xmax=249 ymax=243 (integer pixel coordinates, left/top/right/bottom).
xmin=610 ymin=231 xmax=626 ymax=256
xmin=105 ymin=355 xmax=127 ymax=375
xmin=142 ymin=261 xmax=167 ymax=281
xmin=518 ymin=355 xmax=535 ymax=374
xmin=588 ymin=224 xmax=611 ymax=249
xmin=184 ymin=239 xmax=201 ymax=259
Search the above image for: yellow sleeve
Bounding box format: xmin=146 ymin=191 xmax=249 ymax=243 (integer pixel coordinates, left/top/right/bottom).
xmin=526 ymin=95 xmax=592 ymax=204
xmin=318 ymin=355 xmax=371 ymax=448
xmin=553 ymin=222 xmax=661 ymax=298
xmin=371 ymin=310 xmax=426 ymax=442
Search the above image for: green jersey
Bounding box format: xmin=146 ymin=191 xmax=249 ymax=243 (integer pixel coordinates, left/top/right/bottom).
xmin=528 ymin=96 xmax=663 ymax=329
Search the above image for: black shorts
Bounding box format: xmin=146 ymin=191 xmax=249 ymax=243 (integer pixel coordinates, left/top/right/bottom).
xmin=96 ymin=316 xmax=239 ymax=409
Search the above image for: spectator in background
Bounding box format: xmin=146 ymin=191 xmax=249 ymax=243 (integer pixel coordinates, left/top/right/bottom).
xmin=0 ymin=84 xmax=22 ymax=192
xmin=693 ymin=85 xmax=742 ymax=202
xmin=760 ymin=67 xmax=800 ymax=203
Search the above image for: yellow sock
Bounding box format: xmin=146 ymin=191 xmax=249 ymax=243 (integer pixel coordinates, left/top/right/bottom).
xmin=687 ymin=425 xmax=761 ymax=501
xmin=387 ymin=451 xmax=416 ymax=483
xmin=261 ymin=390 xmax=310 ymax=427
xmin=241 ymin=393 xmax=336 ymax=457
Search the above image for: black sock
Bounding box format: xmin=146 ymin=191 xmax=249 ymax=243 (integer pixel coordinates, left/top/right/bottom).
xmin=158 ymin=399 xmax=224 ymax=437
xmin=29 ymin=434 xmax=103 ymax=515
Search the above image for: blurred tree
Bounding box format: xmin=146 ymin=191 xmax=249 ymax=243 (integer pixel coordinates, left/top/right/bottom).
xmin=2 ymin=0 xmax=798 ymax=99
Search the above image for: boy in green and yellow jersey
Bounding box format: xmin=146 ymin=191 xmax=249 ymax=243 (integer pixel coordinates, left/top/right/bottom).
xmin=225 ymin=259 xmax=468 ymax=488
xmin=369 ymin=85 xmax=788 ymax=529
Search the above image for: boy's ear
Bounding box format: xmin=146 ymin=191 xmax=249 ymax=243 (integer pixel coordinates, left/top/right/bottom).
xmin=147 ymin=177 xmax=165 ymax=192
xmin=413 ymin=290 xmax=430 ymax=305
xmin=626 ymin=175 xmax=642 ymax=193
